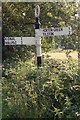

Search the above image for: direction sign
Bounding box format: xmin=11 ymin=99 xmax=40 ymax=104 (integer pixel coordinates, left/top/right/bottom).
xmin=35 ymin=26 xmax=72 ymax=37
xmin=4 ymin=37 xmax=36 ymax=45
xmin=54 ymin=26 xmax=72 ymax=36
xmin=4 ymin=4 xmax=73 ymax=67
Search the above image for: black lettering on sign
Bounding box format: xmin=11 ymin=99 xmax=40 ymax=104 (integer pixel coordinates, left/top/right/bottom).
xmin=43 ymin=28 xmax=54 ymax=32
xmin=5 ymin=37 xmax=15 ymax=40
xmin=43 ymin=32 xmax=54 ymax=36
xmin=9 ymin=37 xmax=15 ymax=40
xmin=43 ymin=33 xmax=46 ymax=36
xmin=43 ymin=29 xmax=47 ymax=32
xmin=5 ymin=41 xmax=9 ymax=45
xmin=54 ymin=27 xmax=63 ymax=32
xmin=11 ymin=41 xmax=15 ymax=43
xmin=61 ymin=28 xmax=63 ymax=31
xmin=51 ymin=32 xmax=54 ymax=35
xmin=11 ymin=40 xmax=16 ymax=45
xmin=50 ymin=28 xmax=53 ymax=31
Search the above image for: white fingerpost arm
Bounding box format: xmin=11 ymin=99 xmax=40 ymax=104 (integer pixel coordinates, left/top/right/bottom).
xmin=4 ymin=37 xmax=36 ymax=45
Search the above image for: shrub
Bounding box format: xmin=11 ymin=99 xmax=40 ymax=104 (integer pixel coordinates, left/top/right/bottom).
xmin=2 ymin=58 xmax=79 ymax=119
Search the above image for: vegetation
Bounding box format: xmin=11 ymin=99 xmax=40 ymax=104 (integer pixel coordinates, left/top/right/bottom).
xmin=2 ymin=2 xmax=80 ymax=119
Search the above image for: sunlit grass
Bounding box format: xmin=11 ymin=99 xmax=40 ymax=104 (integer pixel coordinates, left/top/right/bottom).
xmin=43 ymin=50 xmax=78 ymax=60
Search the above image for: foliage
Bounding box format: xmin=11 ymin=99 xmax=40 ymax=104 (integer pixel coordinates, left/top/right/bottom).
xmin=2 ymin=2 xmax=80 ymax=119
xmin=2 ymin=57 xmax=80 ymax=119
xmin=2 ymin=2 xmax=78 ymax=61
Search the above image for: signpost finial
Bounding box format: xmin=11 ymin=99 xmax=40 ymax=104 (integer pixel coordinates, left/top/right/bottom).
xmin=35 ymin=5 xmax=40 ymax=17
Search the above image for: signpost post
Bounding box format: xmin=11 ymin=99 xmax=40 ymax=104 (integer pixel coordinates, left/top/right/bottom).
xmin=4 ymin=5 xmax=72 ymax=67
xmin=35 ymin=5 xmax=42 ymax=67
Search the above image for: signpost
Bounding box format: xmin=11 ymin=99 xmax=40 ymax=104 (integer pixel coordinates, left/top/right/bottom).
xmin=4 ymin=37 xmax=37 ymax=45
xmin=4 ymin=5 xmax=72 ymax=67
xmin=35 ymin=26 xmax=72 ymax=37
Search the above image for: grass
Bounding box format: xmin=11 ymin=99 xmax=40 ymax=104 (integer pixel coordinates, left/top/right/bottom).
xmin=43 ymin=50 xmax=78 ymax=60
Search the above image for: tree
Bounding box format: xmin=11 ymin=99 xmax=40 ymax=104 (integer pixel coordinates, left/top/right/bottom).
xmin=2 ymin=2 xmax=78 ymax=61
xmin=2 ymin=2 xmax=80 ymax=119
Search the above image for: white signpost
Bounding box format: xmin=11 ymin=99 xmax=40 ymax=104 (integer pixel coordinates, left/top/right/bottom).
xmin=35 ymin=26 xmax=72 ymax=37
xmin=4 ymin=5 xmax=72 ymax=67
xmin=4 ymin=37 xmax=37 ymax=45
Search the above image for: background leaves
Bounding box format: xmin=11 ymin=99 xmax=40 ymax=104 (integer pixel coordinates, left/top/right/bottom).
xmin=2 ymin=2 xmax=80 ymax=119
